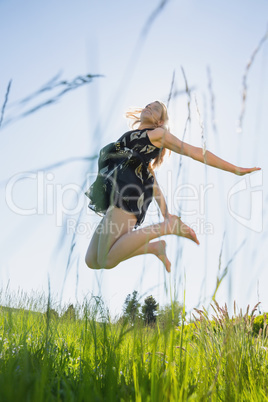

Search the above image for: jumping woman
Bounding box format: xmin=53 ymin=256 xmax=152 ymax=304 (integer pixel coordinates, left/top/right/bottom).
xmin=84 ymin=101 xmax=260 ymax=272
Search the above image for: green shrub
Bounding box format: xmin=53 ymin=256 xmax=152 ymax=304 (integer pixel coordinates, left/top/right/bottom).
xmin=253 ymin=314 xmax=268 ymax=335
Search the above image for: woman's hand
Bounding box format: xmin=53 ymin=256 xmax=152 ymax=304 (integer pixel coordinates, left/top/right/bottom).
xmin=235 ymin=167 xmax=261 ymax=176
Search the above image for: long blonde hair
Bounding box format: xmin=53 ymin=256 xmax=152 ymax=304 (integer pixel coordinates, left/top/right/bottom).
xmin=125 ymin=101 xmax=171 ymax=170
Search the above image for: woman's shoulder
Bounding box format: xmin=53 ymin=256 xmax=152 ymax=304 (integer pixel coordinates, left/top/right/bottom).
xmin=149 ymin=127 xmax=166 ymax=136
xmin=117 ymin=127 xmax=165 ymax=146
xmin=146 ymin=127 xmax=167 ymax=149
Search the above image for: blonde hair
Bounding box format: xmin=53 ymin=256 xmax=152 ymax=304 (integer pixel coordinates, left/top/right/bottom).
xmin=125 ymin=100 xmax=171 ymax=170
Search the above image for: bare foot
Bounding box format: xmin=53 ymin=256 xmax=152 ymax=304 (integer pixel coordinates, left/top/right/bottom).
xmin=166 ymin=215 xmax=200 ymax=245
xmin=151 ymin=240 xmax=171 ymax=273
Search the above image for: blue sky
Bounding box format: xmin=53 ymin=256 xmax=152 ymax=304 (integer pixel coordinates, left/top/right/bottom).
xmin=0 ymin=0 xmax=267 ymax=317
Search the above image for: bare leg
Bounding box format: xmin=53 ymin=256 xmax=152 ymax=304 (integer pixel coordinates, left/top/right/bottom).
xmin=121 ymin=240 xmax=171 ymax=272
xmin=85 ymin=207 xmax=137 ymax=269
xmin=96 ymin=206 xmax=199 ymax=269
xmin=85 ymin=219 xmax=171 ymax=271
xmin=85 ymin=217 xmax=104 ymax=269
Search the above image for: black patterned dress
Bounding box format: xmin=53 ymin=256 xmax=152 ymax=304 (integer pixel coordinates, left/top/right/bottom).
xmin=84 ymin=128 xmax=161 ymax=228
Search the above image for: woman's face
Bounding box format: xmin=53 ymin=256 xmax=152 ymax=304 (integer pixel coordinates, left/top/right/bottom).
xmin=140 ymin=101 xmax=163 ymax=126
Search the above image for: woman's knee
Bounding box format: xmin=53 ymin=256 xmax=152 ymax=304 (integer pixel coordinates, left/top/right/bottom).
xmin=96 ymin=254 xmax=116 ymax=269
xmin=85 ymin=254 xmax=101 ymax=269
xmin=85 ymin=252 xmax=116 ymax=269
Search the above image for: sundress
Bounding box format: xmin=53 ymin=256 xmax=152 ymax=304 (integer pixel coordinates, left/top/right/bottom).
xmin=84 ymin=128 xmax=161 ymax=228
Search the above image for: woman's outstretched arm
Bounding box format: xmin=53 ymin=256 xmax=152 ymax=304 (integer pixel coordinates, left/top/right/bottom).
xmin=151 ymin=128 xmax=261 ymax=176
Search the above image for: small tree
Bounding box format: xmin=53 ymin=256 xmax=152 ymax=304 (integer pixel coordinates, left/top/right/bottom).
xmin=123 ymin=290 xmax=141 ymax=324
xmin=46 ymin=307 xmax=59 ymax=321
xmin=142 ymin=295 xmax=158 ymax=326
xmin=62 ymin=304 xmax=76 ymax=321
xmin=158 ymin=301 xmax=183 ymax=328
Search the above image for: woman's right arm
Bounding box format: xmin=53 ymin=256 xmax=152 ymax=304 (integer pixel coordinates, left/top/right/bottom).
xmin=150 ymin=170 xmax=169 ymax=219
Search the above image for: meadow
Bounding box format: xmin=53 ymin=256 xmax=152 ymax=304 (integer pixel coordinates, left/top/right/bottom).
xmin=0 ymin=293 xmax=267 ymax=401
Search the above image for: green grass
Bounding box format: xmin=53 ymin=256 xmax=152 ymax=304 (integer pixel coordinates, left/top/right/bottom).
xmin=0 ymin=295 xmax=267 ymax=401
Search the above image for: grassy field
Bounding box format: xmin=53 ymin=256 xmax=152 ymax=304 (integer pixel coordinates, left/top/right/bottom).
xmin=0 ymin=295 xmax=267 ymax=401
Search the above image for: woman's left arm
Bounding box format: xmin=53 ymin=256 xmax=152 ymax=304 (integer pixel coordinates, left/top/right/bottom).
xmin=152 ymin=128 xmax=261 ymax=175
xmin=187 ymin=147 xmax=261 ymax=176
